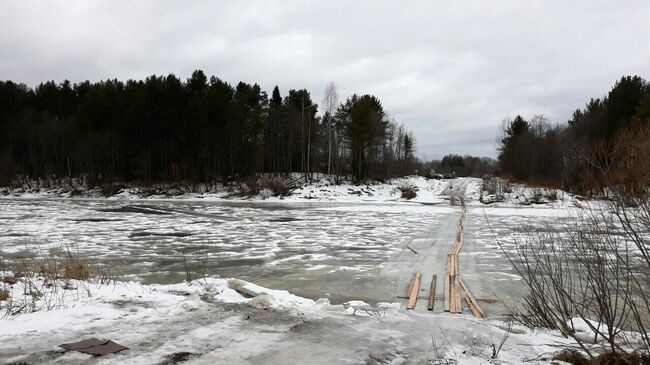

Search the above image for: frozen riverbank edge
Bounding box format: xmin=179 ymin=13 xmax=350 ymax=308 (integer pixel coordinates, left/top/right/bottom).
xmin=0 ymin=175 xmax=578 ymax=209
xmin=0 ymin=274 xmax=582 ymax=364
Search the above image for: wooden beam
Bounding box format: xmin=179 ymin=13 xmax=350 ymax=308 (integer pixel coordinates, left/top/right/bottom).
xmin=454 ymin=276 xmax=462 ymax=314
xmin=406 ymin=273 xmax=422 ymax=310
xmin=449 ymin=275 xmax=455 ymax=313
xmin=396 ymin=295 xmax=497 ymax=303
xmin=459 ymin=278 xmax=485 ymax=318
xmin=428 ymin=274 xmax=437 ymax=311
xmin=406 ymin=278 xmax=415 ymax=297
xmin=443 ymin=274 xmax=450 ymax=312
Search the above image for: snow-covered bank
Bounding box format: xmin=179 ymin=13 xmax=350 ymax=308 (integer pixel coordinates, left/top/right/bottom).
xmin=0 ymin=175 xmax=450 ymax=204
xmin=0 ymin=275 xmax=577 ymax=364
xmin=1 ymin=175 xmax=582 ymax=210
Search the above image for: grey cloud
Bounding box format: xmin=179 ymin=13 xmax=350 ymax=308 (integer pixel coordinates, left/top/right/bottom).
xmin=1 ymin=1 xmax=649 ymax=158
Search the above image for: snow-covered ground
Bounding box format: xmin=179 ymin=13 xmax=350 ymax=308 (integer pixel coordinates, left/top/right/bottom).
xmin=0 ymin=177 xmax=600 ymax=364
xmin=0 ymin=175 xmax=575 ymax=208
xmin=0 ymin=275 xmax=576 ymax=365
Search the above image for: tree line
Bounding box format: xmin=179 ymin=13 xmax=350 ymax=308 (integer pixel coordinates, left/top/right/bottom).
xmin=0 ymin=71 xmax=417 ymax=186
xmin=498 ymin=75 xmax=650 ymax=195
xmin=426 ymin=154 xmax=495 ymax=178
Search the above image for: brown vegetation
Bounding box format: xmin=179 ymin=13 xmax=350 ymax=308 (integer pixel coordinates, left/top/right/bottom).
xmin=398 ymin=185 xmax=417 ymax=200
xmin=64 ymin=259 xmax=90 ymax=280
xmin=553 ymin=349 xmax=650 ymax=365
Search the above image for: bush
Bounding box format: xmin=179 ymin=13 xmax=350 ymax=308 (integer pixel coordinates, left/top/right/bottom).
xmin=398 ymin=186 xmax=417 ymax=200
xmin=261 ymin=178 xmax=293 ymax=197
xmin=100 ymin=182 xmax=125 ymax=197
xmin=0 ymin=290 xmax=8 ymax=301
xmin=552 ymin=349 xmax=589 ymax=365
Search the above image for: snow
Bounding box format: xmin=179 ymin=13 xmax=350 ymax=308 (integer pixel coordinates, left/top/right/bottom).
xmin=1 ymin=274 xmax=577 ymax=364
xmin=0 ymin=175 xmax=450 ymax=204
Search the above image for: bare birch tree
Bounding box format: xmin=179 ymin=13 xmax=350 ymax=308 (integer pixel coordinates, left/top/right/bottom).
xmin=323 ymin=82 xmax=339 ymax=175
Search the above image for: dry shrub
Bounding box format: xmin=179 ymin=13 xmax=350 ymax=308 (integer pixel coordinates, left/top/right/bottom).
xmin=261 ymin=178 xmax=292 ymax=197
xmin=236 ymin=176 xmax=261 ymax=197
xmin=2 ymin=276 xmax=17 ymax=285
xmin=398 ymin=186 xmax=417 ymax=200
xmin=0 ymin=290 xmax=8 ymax=301
xmin=553 ymin=349 xmax=589 ymax=365
xmin=526 ymin=176 xmax=562 ymax=189
xmin=591 ymin=351 xmax=650 ymax=365
xmin=64 ymin=259 xmax=89 ymax=280
xmin=500 ymin=193 xmax=650 ymax=359
xmin=99 ymin=181 xmax=125 ymax=197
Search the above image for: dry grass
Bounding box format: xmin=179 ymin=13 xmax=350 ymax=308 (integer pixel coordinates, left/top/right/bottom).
xmin=64 ymin=259 xmax=90 ymax=280
xmin=0 ymin=243 xmax=124 ymax=317
xmin=553 ymin=349 xmax=589 ymax=365
xmin=553 ymin=349 xmax=650 ymax=365
xmin=0 ymin=290 xmax=8 ymax=301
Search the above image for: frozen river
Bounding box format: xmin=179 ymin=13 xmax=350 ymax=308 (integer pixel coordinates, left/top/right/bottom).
xmin=0 ymin=198 xmax=461 ymax=303
xmin=0 ymin=190 xmax=572 ymax=307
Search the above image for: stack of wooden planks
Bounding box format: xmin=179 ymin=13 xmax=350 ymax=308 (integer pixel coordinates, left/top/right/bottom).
xmin=444 ymin=204 xmax=465 ymax=314
xmin=444 ymin=253 xmax=462 ymax=313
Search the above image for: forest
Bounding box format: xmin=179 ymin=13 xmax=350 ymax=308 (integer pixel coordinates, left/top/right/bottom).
xmin=0 ymin=71 xmax=417 ymax=186
xmin=498 ymin=75 xmax=650 ymax=195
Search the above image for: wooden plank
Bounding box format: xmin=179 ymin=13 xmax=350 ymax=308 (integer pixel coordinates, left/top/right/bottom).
xmin=443 ymin=274 xmax=450 ymax=311
xmin=450 ymin=276 xmax=456 ymax=313
xmin=454 ymin=276 xmax=462 ymax=313
xmin=397 ymin=295 xmax=429 ymax=299
xmin=450 ymin=274 xmax=456 ymax=313
xmin=459 ymin=278 xmax=485 ymax=318
xmin=461 ymin=282 xmax=479 ymax=317
xmin=406 ymin=273 xmax=422 ymax=310
xmin=397 ymin=295 xmax=496 ymax=303
xmin=465 ymin=298 xmax=480 ymax=318
xmin=406 ymin=278 xmax=415 ymax=297
xmin=427 ymin=274 xmax=437 ymax=311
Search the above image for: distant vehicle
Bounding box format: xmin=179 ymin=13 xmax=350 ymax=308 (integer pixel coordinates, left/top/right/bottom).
xmin=425 ymin=170 xmax=443 ymax=179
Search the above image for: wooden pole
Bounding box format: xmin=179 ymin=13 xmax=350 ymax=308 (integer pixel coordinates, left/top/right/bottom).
xmin=428 ymin=274 xmax=437 ymax=311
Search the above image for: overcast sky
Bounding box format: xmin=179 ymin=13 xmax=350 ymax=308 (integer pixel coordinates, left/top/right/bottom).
xmin=1 ymin=1 xmax=649 ymax=159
